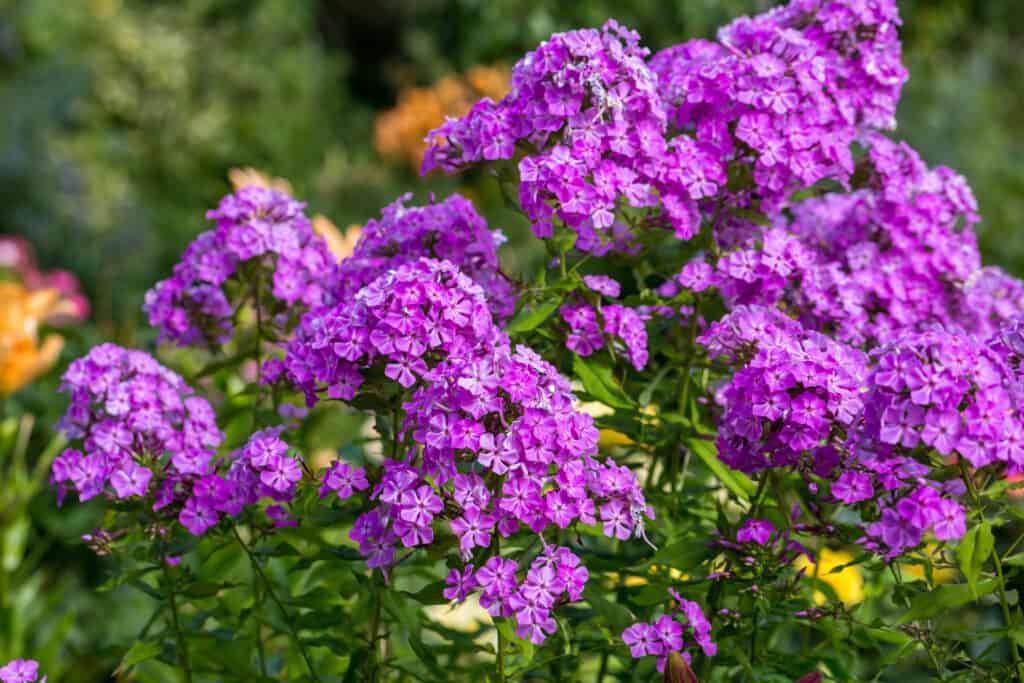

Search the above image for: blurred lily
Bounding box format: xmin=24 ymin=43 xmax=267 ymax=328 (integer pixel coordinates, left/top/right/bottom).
xmin=374 ymin=64 xmax=511 ymax=170
xmin=0 ymin=283 xmax=68 ymax=395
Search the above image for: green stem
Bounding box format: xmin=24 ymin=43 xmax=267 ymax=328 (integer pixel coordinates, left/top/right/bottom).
xmin=495 ymin=534 xmax=506 ymax=683
xmin=960 ymin=465 xmax=1024 ymax=679
xmin=161 ymin=559 xmax=194 ymax=683
xmin=233 ymin=527 xmax=321 ymax=682
xmin=369 ymin=577 xmax=383 ymax=682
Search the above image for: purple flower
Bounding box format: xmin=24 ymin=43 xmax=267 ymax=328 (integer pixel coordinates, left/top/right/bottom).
xmin=832 ymin=471 xmax=873 ymax=504
xmin=622 ymin=623 xmax=664 ymax=658
xmin=320 ymin=461 xmax=369 ymax=500
xmin=736 ymin=519 xmax=773 ymax=545
xmin=443 ymin=566 xmax=478 ymax=601
xmin=0 ymin=660 xmax=44 ymax=683
xmin=583 ymin=275 xmax=621 ymax=298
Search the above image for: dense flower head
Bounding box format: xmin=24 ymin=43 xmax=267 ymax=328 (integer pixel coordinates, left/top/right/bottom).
xmin=345 ymin=338 xmax=650 ymax=642
xmin=650 ymin=0 xmax=905 ymax=225
xmin=0 ymin=660 xmax=44 ymax=683
xmin=958 ymin=267 xmax=1024 ymax=342
xmin=622 ymin=593 xmax=715 ymax=671
xmin=823 ymin=326 xmax=1023 ymax=556
xmin=285 ymin=258 xmax=500 ymax=405
xmin=328 ymin=193 xmax=516 ymax=319
xmin=700 ymin=306 xmax=866 ymax=473
xmin=424 ymin=20 xmax=682 ymax=251
xmin=776 ymin=135 xmax=982 ymax=345
xmin=145 ymin=186 xmax=336 ymax=346
xmin=52 ymin=344 xmax=223 ymax=504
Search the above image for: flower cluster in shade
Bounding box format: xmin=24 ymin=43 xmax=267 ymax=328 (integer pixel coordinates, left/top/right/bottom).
xmin=51 ymin=345 xmax=308 ymax=535
xmin=144 ymin=186 xmax=336 ymax=346
xmin=836 ymin=327 xmax=1024 ymax=556
xmin=326 ymin=193 xmax=515 ymax=319
xmin=775 ymin=135 xmax=982 ymax=345
xmin=699 ymin=305 xmax=866 ymax=474
xmin=622 ymin=591 xmax=715 ymax=672
xmin=285 ymin=256 xmax=650 ymax=642
xmin=0 ymin=660 xmax=44 ymax=683
xmin=561 ymin=274 xmax=649 ymax=370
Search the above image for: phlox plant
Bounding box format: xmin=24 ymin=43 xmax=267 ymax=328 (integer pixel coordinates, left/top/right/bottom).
xmin=12 ymin=0 xmax=1024 ymax=681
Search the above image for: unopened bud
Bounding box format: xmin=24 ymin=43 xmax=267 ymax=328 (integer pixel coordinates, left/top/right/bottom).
xmin=663 ymin=651 xmax=698 ymax=683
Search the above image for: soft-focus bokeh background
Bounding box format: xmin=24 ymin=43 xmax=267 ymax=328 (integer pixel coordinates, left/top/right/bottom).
xmin=1 ymin=0 xmax=1021 ymax=678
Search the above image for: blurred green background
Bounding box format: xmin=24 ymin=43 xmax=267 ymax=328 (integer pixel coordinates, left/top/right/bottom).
xmin=1 ymin=0 xmax=1022 ymax=679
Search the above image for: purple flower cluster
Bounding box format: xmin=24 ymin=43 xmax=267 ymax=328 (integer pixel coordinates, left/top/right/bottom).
xmin=446 ymin=546 xmax=589 ymax=644
xmin=285 ymin=258 xmax=500 ymax=404
xmin=0 ymin=661 xmax=44 ymax=683
xmin=622 ymin=592 xmax=715 ymax=671
xmin=344 ymin=338 xmax=650 ymax=639
xmin=51 ymin=346 xmax=310 ymax=535
xmin=699 ymin=306 xmax=866 ymax=473
xmin=562 ymin=298 xmax=649 ymax=370
xmin=425 ymin=0 xmax=907 ymax=256
xmin=651 ymin=0 xmax=904 ymax=218
xmin=328 ymin=193 xmax=516 ymax=319
xmin=424 ymin=20 xmax=673 ymax=252
xmin=145 ymin=186 xmax=336 ymax=346
xmin=176 ymin=428 xmax=305 ymax=534
xmin=777 ymin=135 xmax=982 ymax=345
xmin=52 ymin=344 xmax=222 ymax=504
xmin=834 ymin=327 xmax=1022 ymax=555
xmin=858 ymin=327 xmax=1021 ymax=469
xmin=959 ymin=268 xmax=1024 ymax=342
xmin=286 ymin=252 xmax=650 ymax=640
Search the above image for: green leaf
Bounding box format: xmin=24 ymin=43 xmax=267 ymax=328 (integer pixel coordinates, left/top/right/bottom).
xmin=117 ymin=640 xmax=162 ymax=671
xmin=583 ymin=587 xmax=634 ymax=633
xmin=507 ymin=297 xmax=562 ymax=335
xmin=683 ymin=437 xmax=755 ymax=502
xmin=895 ymin=579 xmax=999 ymax=624
xmin=956 ymin=522 xmax=994 ymax=598
xmin=572 ymin=355 xmax=635 ymax=410
xmin=1003 ymin=552 xmax=1024 ymax=567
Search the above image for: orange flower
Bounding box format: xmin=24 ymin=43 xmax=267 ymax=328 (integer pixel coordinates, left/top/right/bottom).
xmin=312 ymin=216 xmax=362 ymax=263
xmin=228 ymin=167 xmax=293 ymax=194
xmin=374 ymin=64 xmax=511 ymax=170
xmin=0 ymin=282 xmax=68 ymax=395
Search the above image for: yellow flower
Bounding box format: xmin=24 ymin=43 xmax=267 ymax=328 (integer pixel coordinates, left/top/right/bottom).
xmin=0 ymin=283 xmax=66 ymax=396
xmin=795 ymin=547 xmax=864 ymax=606
xmin=903 ymin=544 xmax=958 ymax=584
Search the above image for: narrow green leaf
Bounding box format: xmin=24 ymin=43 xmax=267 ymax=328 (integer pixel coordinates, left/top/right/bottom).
xmin=895 ymin=579 xmax=999 ymax=624
xmin=572 ymin=355 xmax=635 ymax=410
xmin=118 ymin=640 xmax=162 ymax=670
xmin=507 ymin=297 xmax=562 ymax=335
xmin=683 ymin=437 xmax=755 ymax=501
xmin=957 ymin=522 xmax=994 ymax=598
